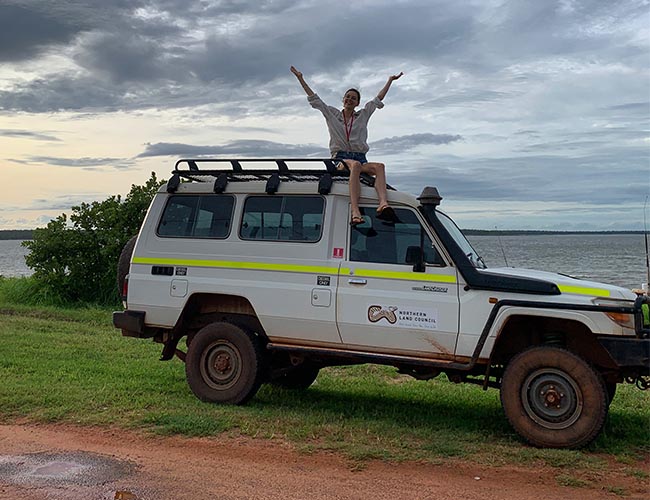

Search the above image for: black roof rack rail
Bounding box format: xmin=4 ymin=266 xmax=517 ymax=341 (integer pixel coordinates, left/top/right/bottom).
xmin=171 ymin=158 xmax=396 ymax=191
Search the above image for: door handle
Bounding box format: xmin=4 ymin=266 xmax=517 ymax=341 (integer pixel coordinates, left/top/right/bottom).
xmin=348 ymin=278 xmax=367 ymax=285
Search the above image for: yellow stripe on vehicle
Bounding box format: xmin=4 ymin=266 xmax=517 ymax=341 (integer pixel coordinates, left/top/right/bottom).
xmin=557 ymin=284 xmax=610 ymax=297
xmin=340 ymin=267 xmax=457 ymax=283
xmin=132 ymin=257 xmax=339 ymax=275
xmin=132 ymin=257 xmax=457 ymax=283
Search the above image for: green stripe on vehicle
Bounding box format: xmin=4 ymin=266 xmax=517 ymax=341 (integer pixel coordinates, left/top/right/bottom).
xmin=340 ymin=267 xmax=456 ymax=283
xmin=132 ymin=257 xmax=456 ymax=283
xmin=557 ymin=284 xmax=611 ymax=297
xmin=132 ymin=257 xmax=339 ymax=275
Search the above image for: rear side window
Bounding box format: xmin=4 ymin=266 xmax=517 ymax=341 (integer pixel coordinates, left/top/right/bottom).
xmin=240 ymin=196 xmax=324 ymax=242
xmin=157 ymin=195 xmax=235 ymax=238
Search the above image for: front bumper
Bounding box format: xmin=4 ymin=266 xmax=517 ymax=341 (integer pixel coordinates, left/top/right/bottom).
xmin=598 ymin=336 xmax=650 ymax=374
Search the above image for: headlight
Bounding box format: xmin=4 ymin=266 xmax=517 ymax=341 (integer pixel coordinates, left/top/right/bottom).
xmin=593 ymin=298 xmax=635 ymax=328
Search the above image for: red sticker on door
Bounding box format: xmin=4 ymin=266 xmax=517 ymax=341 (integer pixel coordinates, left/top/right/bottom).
xmin=333 ymin=247 xmax=344 ymax=259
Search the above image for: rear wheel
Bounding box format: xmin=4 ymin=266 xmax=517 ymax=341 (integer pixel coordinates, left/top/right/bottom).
xmin=185 ymin=322 xmax=264 ymax=405
xmin=605 ymin=382 xmax=617 ymax=406
xmin=500 ymin=346 xmax=608 ymax=448
xmin=271 ymin=364 xmax=320 ymax=390
xmin=116 ymin=236 xmax=137 ymax=296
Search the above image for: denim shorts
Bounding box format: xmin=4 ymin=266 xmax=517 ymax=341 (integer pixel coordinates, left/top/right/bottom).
xmin=334 ymin=151 xmax=368 ymax=164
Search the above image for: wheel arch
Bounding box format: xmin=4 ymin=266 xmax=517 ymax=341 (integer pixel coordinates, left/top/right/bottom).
xmin=489 ymin=313 xmax=618 ymax=374
xmin=177 ymin=292 xmax=267 ymax=342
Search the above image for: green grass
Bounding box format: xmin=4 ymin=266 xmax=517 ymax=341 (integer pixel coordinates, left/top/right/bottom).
xmin=0 ymin=275 xmax=120 ymax=308
xmin=556 ymin=473 xmax=592 ymax=488
xmin=1 ymin=303 xmax=649 ymax=473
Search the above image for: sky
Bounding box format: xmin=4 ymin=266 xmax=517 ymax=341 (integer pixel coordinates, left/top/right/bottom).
xmin=1 ymin=0 xmax=649 ymax=231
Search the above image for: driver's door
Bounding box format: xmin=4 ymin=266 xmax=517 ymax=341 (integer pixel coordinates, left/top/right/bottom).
xmin=336 ymin=207 xmax=460 ymax=356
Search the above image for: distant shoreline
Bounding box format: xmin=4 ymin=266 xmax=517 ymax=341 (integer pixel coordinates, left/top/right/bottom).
xmin=0 ymin=228 xmax=646 ymax=241
xmin=463 ymin=230 xmax=646 ymax=236
xmin=0 ymin=230 xmax=33 ymax=241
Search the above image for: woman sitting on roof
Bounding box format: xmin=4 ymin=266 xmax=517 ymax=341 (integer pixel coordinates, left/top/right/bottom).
xmin=290 ymin=66 xmax=403 ymax=226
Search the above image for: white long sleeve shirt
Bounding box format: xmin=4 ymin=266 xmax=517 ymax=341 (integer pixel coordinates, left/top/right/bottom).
xmin=307 ymin=93 xmax=384 ymax=155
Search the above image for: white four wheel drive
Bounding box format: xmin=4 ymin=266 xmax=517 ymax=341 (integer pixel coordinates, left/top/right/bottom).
xmin=113 ymin=158 xmax=650 ymax=449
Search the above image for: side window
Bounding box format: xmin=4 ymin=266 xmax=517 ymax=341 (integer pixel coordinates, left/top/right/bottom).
xmin=350 ymin=208 xmax=444 ymax=265
xmin=157 ymin=195 xmax=234 ymax=238
xmin=240 ymin=196 xmax=324 ymax=242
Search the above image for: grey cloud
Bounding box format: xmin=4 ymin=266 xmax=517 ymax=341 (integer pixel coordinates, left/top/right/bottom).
xmin=73 ymin=32 xmax=181 ymax=84
xmin=0 ymin=75 xmax=122 ymax=112
xmin=370 ymin=133 xmax=463 ymax=154
xmin=606 ymin=102 xmax=650 ymax=112
xmin=520 ymin=133 xmax=650 ymax=153
xmin=391 ymin=151 xmax=646 ymax=206
xmin=0 ymin=0 xmax=647 ymax=232
xmin=1 ymin=193 xmax=109 ymax=212
xmin=1 ymin=0 xmax=646 ymax=113
xmin=418 ymin=90 xmax=513 ymax=108
xmin=29 ymin=194 xmax=109 ymax=211
xmin=9 ymin=156 xmax=134 ymax=169
xmin=137 ymin=134 xmax=465 ymax=161
xmin=137 ymin=140 xmax=328 ymax=158
xmin=0 ymin=4 xmax=83 ymax=62
xmin=1 ymin=129 xmax=60 ymax=141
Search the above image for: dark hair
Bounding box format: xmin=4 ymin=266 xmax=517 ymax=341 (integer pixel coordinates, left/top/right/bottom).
xmin=345 ymin=88 xmax=360 ymax=101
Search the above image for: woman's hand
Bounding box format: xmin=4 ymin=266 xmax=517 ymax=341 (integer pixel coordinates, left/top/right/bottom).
xmin=290 ymin=66 xmax=302 ymax=78
xmin=291 ymin=66 xmax=314 ymax=96
xmin=377 ymin=72 xmax=404 ymax=100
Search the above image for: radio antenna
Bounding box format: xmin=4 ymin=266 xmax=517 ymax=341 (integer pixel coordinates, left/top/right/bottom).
xmin=496 ymin=226 xmax=509 ymax=267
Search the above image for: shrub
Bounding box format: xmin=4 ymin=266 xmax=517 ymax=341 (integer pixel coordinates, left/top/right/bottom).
xmin=23 ymin=173 xmax=164 ymax=305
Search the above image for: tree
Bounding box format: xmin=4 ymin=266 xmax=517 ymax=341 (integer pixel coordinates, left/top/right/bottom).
xmin=24 ymin=173 xmax=164 ymax=305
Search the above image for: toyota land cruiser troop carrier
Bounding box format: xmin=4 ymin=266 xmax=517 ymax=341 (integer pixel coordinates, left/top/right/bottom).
xmin=113 ymin=158 xmax=650 ymax=449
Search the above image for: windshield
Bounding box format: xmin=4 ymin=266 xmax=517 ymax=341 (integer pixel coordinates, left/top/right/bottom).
xmin=436 ymin=211 xmax=487 ymax=269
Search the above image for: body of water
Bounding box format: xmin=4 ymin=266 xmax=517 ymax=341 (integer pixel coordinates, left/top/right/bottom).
xmin=468 ymin=233 xmax=646 ymax=290
xmin=0 ymin=240 xmax=33 ymax=278
xmin=0 ymin=234 xmax=647 ymax=290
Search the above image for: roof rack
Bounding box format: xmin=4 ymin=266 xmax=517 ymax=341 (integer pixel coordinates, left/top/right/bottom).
xmin=169 ymin=158 xmax=395 ymax=195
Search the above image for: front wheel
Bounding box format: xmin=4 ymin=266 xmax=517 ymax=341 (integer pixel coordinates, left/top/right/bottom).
xmin=185 ymin=322 xmax=264 ymax=405
xmin=500 ymin=346 xmax=608 ymax=448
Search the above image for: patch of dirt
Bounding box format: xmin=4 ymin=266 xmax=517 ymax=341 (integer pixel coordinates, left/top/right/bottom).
xmin=0 ymin=424 xmax=647 ymax=500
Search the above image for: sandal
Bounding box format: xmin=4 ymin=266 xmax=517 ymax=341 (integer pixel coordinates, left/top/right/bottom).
xmin=376 ymin=205 xmax=396 ymax=221
xmin=350 ymin=215 xmax=364 ymax=226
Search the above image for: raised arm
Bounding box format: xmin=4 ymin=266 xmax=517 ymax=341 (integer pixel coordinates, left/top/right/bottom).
xmin=290 ymin=66 xmax=315 ymax=97
xmin=377 ymin=72 xmax=404 ymax=101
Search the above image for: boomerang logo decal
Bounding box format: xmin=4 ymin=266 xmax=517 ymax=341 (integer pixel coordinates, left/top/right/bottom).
xmin=367 ymin=305 xmax=398 ymax=324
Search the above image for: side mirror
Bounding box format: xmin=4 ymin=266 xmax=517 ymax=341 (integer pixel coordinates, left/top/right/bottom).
xmin=405 ymin=245 xmax=425 ymax=273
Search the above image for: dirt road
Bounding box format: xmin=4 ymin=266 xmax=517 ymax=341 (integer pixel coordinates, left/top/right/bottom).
xmin=0 ymin=424 xmax=647 ymax=500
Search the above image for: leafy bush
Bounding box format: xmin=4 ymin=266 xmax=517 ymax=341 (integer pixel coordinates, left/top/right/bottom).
xmin=23 ymin=173 xmax=164 ymax=305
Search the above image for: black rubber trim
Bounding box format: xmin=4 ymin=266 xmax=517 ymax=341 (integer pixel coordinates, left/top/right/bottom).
xmin=597 ymin=336 xmax=650 ymax=372
xmin=419 ymin=206 xmax=561 ymax=295
xmin=112 ymin=310 xmax=146 ymax=337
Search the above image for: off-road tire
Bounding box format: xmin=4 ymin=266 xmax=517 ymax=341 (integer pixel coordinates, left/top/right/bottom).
xmin=605 ymin=382 xmax=617 ymax=406
xmin=500 ymin=346 xmax=608 ymax=448
xmin=117 ymin=236 xmax=137 ymax=296
xmin=185 ymin=322 xmax=264 ymax=405
xmin=271 ymin=364 xmax=320 ymax=390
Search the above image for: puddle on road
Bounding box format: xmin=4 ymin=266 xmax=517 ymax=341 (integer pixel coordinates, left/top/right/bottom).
xmin=0 ymin=451 xmax=136 ymax=488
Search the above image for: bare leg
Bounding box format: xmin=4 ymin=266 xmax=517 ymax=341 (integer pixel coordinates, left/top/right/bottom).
xmin=362 ymin=162 xmax=389 ymax=209
xmin=344 ymin=160 xmax=363 ymax=219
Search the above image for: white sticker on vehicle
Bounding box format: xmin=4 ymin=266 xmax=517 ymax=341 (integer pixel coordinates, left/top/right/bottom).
xmin=367 ymin=305 xmax=438 ymax=330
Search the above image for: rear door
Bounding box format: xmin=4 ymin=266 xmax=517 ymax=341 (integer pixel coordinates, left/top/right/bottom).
xmin=336 ymin=206 xmax=460 ymax=357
